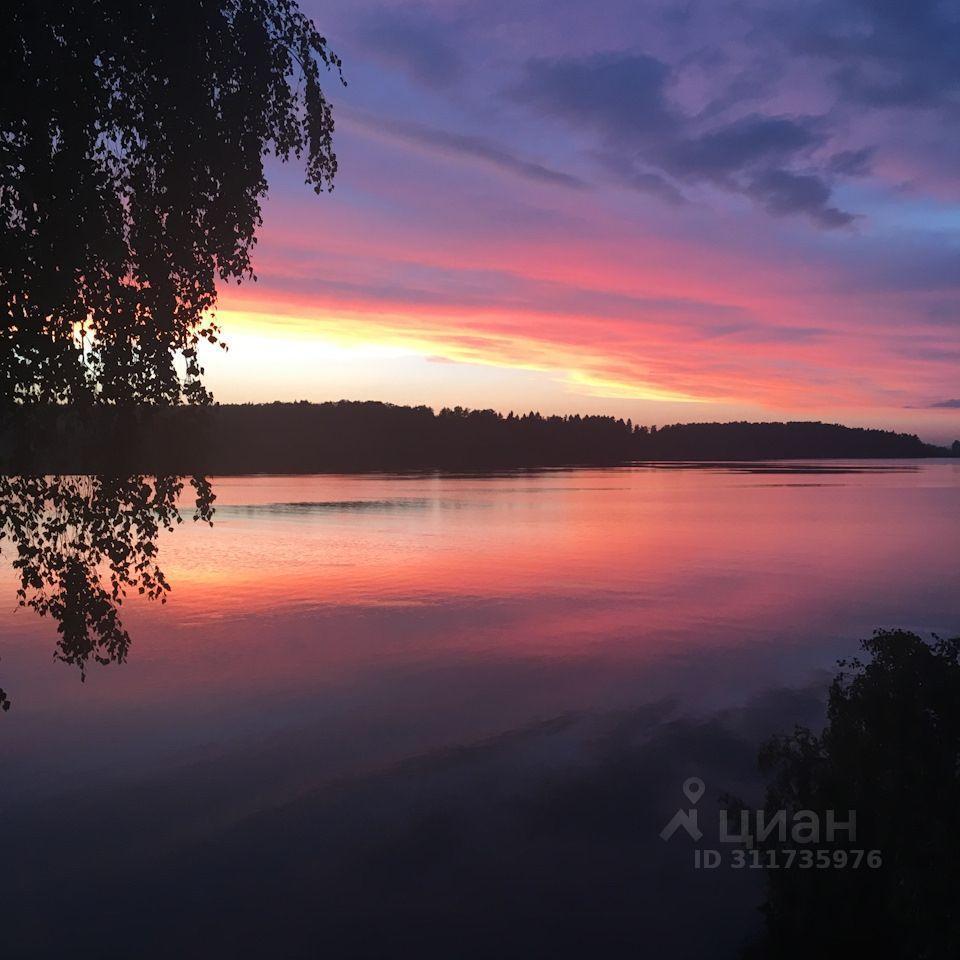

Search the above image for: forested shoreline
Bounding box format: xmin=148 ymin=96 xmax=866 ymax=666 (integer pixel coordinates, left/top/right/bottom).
xmin=2 ymin=401 xmax=955 ymax=473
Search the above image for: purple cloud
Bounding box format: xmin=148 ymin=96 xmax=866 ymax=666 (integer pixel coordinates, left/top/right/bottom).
xmin=509 ymin=51 xmax=854 ymax=227
xmin=346 ymin=112 xmax=588 ymax=190
xmin=354 ymin=5 xmax=464 ymax=87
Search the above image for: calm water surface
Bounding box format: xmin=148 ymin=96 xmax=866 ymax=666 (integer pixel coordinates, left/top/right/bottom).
xmin=2 ymin=461 xmax=959 ymax=957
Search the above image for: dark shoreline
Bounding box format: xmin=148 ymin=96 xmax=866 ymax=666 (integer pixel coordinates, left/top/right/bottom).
xmin=2 ymin=401 xmax=956 ymax=475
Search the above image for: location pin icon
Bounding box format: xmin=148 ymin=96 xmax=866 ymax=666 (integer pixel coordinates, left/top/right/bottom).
xmin=682 ymin=777 xmax=705 ymax=805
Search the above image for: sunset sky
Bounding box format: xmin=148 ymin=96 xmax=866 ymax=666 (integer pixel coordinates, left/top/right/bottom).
xmin=204 ymin=0 xmax=960 ymax=443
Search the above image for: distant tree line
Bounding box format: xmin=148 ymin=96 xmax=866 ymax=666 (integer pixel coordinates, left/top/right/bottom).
xmin=1 ymin=401 xmax=954 ymax=474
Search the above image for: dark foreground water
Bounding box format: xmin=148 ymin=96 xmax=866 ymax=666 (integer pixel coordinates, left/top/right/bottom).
xmin=2 ymin=461 xmax=959 ymax=958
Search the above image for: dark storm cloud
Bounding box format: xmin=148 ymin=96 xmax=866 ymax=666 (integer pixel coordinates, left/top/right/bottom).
xmin=510 ymin=52 xmax=854 ymax=228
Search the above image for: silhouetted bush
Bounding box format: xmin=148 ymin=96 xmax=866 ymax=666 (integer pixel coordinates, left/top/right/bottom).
xmin=746 ymin=629 xmax=960 ymax=959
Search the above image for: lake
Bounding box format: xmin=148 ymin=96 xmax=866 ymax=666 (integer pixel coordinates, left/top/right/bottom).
xmin=2 ymin=461 xmax=959 ymax=957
